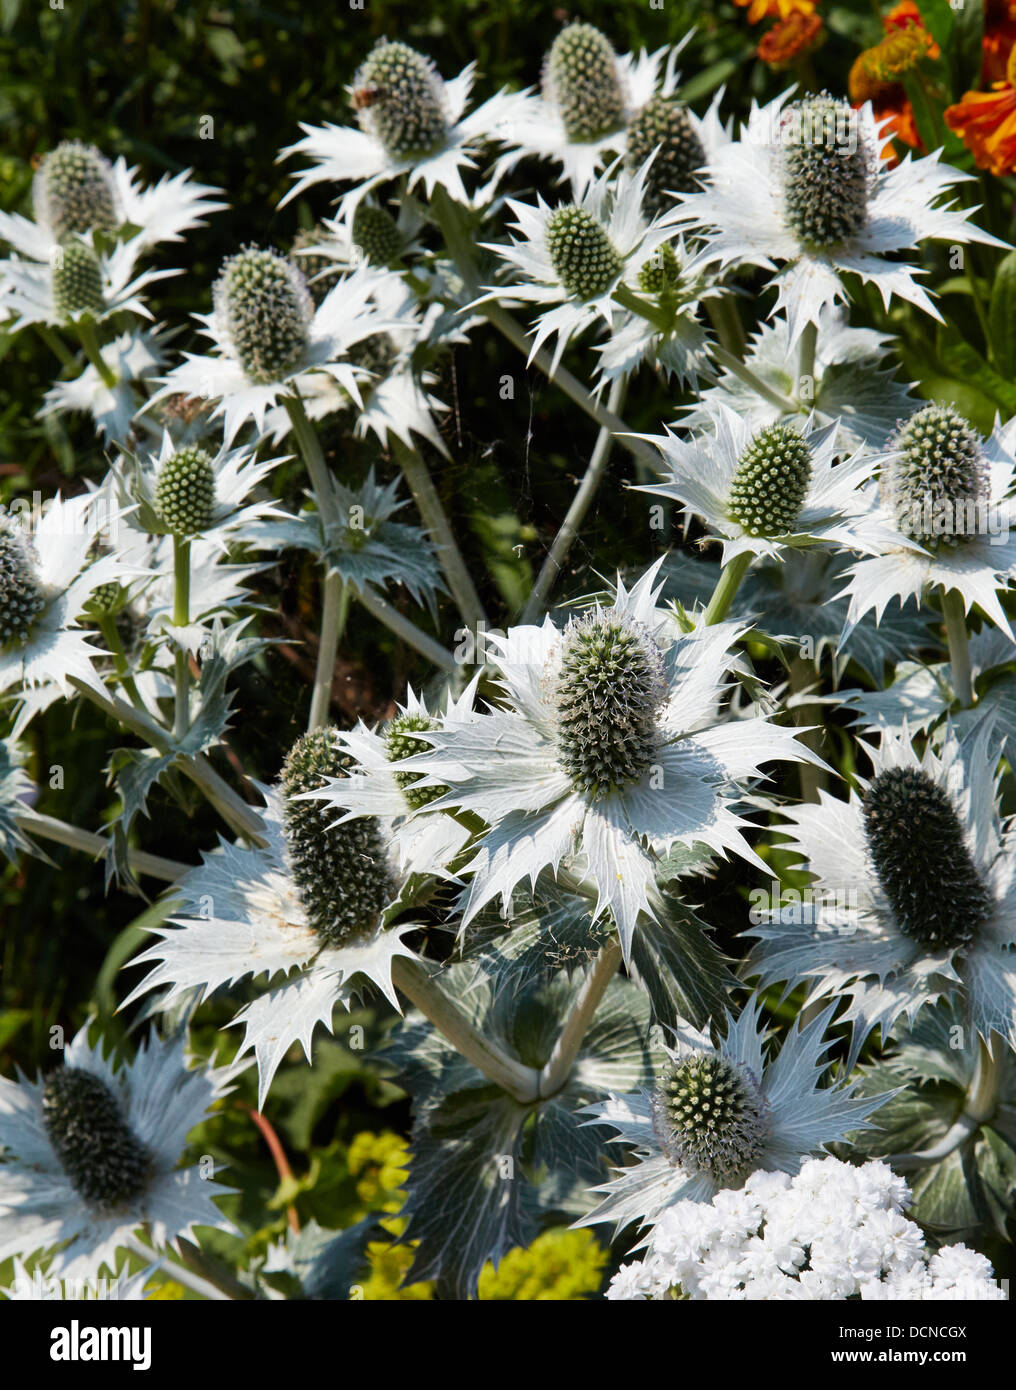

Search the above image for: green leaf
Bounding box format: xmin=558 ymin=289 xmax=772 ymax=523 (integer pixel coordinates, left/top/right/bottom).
xmin=909 ymin=1147 xmax=980 ymax=1229
xmin=0 ymin=1009 xmax=30 ymax=1051
xmin=679 ymin=52 xmax=752 ymax=105
xmin=456 ymin=882 xmax=614 ymax=999
xmin=387 ymin=964 xmax=663 ymax=1297
xmin=286 ymin=1216 xmax=382 ymax=1300
xmin=951 ymin=0 xmax=985 ymax=97
xmin=626 ymin=891 xmax=734 ymax=1033
xmin=939 ymin=338 xmax=1016 ymax=416
xmin=989 ymin=249 xmax=1016 ymax=378
xmin=915 ymin=0 xmax=955 ymax=54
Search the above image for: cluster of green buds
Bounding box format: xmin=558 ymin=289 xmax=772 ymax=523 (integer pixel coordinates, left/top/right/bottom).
xmin=0 ymin=524 xmax=46 ymax=648
xmin=627 ymin=97 xmax=706 ymax=216
xmin=35 ymin=141 xmax=118 ymax=242
xmin=881 ymin=404 xmax=989 ymax=550
xmin=35 ymin=142 xmax=121 ymax=322
xmin=384 ymin=712 xmax=447 ymax=810
xmin=862 ymin=765 xmax=991 ymax=951
xmin=351 ymin=202 xmax=402 ymax=267
xmin=546 ymin=205 xmax=624 ymax=300
xmin=153 ymin=446 xmax=216 ymax=537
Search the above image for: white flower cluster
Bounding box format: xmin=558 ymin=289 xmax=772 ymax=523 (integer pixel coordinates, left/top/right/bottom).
xmin=606 ymin=1158 xmax=1004 ymax=1301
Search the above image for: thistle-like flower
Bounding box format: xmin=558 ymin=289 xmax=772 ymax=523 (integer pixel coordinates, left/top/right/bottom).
xmin=0 ymin=1027 xmax=234 ymax=1278
xmin=113 ymin=431 xmax=287 ymax=552
xmin=151 ymin=248 xmax=395 ymax=443
xmin=0 ymin=493 xmax=137 ymax=736
xmin=579 ymin=999 xmax=884 ymax=1238
xmin=390 ymin=561 xmax=820 ymax=959
xmin=0 ymin=233 xmax=174 ymax=332
xmin=124 ymin=730 xmax=420 ymax=1107
xmin=637 ymin=405 xmax=896 ymax=567
xmin=673 ymin=92 xmax=1005 ymax=346
xmin=483 ymin=159 xmax=687 ymax=373
xmin=837 ymin=408 xmax=1016 ymax=639
xmin=0 ymin=141 xmax=223 ymax=280
xmin=746 ymin=721 xmax=1016 ymax=1065
xmin=595 ymin=234 xmax=720 ymax=390
xmin=301 ymin=681 xmax=479 ymax=882
xmin=493 ymin=30 xmax=727 ymax=197
xmin=280 ymin=38 xmax=520 ymax=215
xmin=263 ymin=265 xmax=449 ymax=455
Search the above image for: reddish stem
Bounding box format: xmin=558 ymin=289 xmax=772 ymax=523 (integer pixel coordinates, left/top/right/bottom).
xmin=246 ymin=1106 xmax=300 ymax=1234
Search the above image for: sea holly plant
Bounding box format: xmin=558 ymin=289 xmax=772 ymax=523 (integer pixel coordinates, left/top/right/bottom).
xmin=2 ymin=12 xmax=1016 ymax=1307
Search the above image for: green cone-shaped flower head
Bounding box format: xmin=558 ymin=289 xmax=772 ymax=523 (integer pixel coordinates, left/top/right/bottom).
xmin=281 ymin=728 xmax=394 ymax=947
xmin=42 ymin=1066 xmax=151 ymax=1210
xmin=155 ymin=446 xmax=216 ymax=536
xmin=626 ymin=97 xmax=706 ymax=215
xmin=350 ymin=332 xmax=399 ymax=382
xmin=862 ymin=766 xmax=991 ymax=951
xmin=780 ymin=95 xmax=870 ymax=250
xmin=385 ymin=712 xmax=447 ymax=810
xmin=52 ymin=240 xmax=105 ymax=321
xmin=544 ymin=23 xmax=625 ymax=143
xmin=728 ymin=423 xmax=813 ymax=538
xmin=352 ymin=203 xmax=402 ymax=266
xmin=546 ymin=205 xmax=624 ymax=300
xmin=554 ymin=612 xmax=665 ymax=800
xmin=883 ymin=404 xmax=988 ymax=548
xmin=651 ymin=1053 xmax=769 ymax=1184
xmin=353 ymin=40 xmax=448 ymax=160
xmin=35 ymin=141 xmax=117 ymax=242
xmin=637 ymin=242 xmax=682 ymax=296
xmin=0 ymin=526 xmax=45 ymax=646
xmin=213 ymin=247 xmax=312 ymax=386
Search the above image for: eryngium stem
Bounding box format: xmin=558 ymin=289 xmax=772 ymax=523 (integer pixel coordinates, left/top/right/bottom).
xmin=391 ymin=956 xmax=541 ymax=1103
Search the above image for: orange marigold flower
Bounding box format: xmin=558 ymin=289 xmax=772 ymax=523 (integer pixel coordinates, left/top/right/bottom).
xmin=848 ymin=5 xmax=938 ymax=165
xmin=734 ymin=0 xmax=815 ymax=25
xmin=945 ymin=45 xmax=1016 ymax=176
xmin=758 ymin=11 xmax=823 ymax=67
xmin=884 ymin=0 xmax=938 ymax=47
xmin=864 ymin=20 xmax=938 ymax=81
